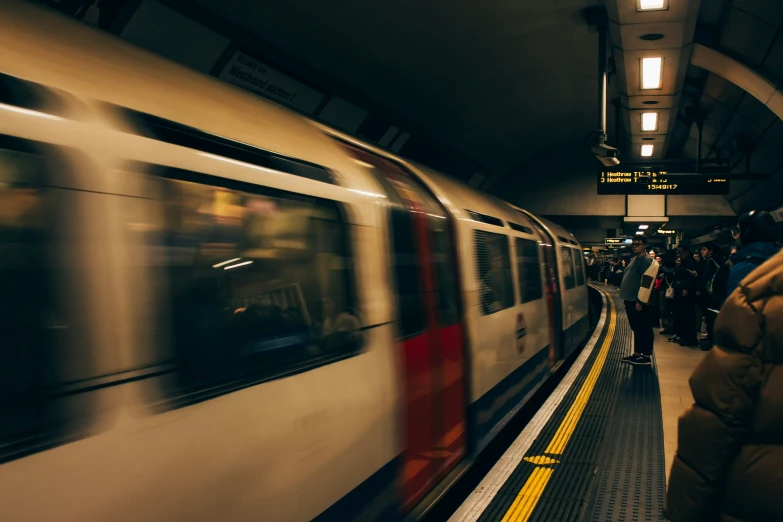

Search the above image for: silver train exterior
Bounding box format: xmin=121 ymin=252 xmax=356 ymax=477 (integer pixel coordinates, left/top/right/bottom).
xmin=0 ymin=3 xmax=589 ymax=521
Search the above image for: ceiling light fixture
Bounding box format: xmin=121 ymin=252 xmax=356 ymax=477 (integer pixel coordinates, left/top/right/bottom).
xmin=636 ymin=231 xmax=645 ymax=235
xmin=642 ymin=100 xmax=659 ymax=105
xmin=638 ymin=225 xmax=649 ymax=230
xmin=641 ymin=112 xmax=658 ymax=131
xmin=641 ymin=57 xmax=663 ymax=89
xmin=640 ymin=33 xmax=664 ymax=41
xmin=224 ymin=260 xmax=254 ymax=270
xmin=641 ymin=144 xmax=654 ymax=157
xmin=638 ymin=0 xmax=666 ymax=11
xmin=643 ymin=137 xmax=655 ymax=141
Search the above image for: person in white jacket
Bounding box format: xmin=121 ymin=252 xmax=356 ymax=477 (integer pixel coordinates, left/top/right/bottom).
xmin=620 ymin=235 xmax=657 ymax=366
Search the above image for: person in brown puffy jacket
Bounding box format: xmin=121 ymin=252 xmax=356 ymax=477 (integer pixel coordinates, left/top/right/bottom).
xmin=666 ymin=249 xmax=783 ymax=521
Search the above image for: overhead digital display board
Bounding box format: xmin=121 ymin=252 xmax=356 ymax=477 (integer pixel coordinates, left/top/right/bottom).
xmin=597 ymin=171 xmax=730 ymax=195
xmin=605 ymin=238 xmax=632 ymax=244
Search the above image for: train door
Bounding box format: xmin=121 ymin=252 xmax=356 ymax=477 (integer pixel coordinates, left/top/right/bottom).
xmin=529 ymin=221 xmax=563 ymax=366
xmin=338 ymin=143 xmax=466 ymax=513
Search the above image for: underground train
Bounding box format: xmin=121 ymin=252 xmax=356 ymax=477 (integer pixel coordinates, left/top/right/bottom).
xmin=0 ymin=3 xmax=589 ymax=521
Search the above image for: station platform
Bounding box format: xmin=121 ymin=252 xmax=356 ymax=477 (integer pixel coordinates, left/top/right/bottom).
xmin=449 ymin=284 xmax=708 ymax=522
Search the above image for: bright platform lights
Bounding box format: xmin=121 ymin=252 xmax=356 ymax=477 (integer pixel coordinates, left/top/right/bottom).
xmin=641 ymin=57 xmax=663 ymax=89
xmin=641 ymin=144 xmax=654 ymax=157
xmin=636 ymin=231 xmax=645 ymax=235
xmin=638 ymin=225 xmax=649 ymax=230
xmin=641 ymin=112 xmax=658 ymax=131
xmin=639 ymin=0 xmax=666 ymax=10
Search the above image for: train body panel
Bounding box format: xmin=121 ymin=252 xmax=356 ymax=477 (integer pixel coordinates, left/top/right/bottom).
xmin=0 ymin=2 xmax=589 ymax=520
xmin=399 ymin=167 xmax=555 ymax=450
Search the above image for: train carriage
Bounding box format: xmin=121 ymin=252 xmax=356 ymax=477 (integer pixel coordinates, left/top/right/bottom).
xmin=0 ymin=2 xmax=589 ymax=521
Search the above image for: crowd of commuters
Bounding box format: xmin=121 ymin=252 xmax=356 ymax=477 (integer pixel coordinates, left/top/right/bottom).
xmin=596 ymin=211 xmax=781 ymax=521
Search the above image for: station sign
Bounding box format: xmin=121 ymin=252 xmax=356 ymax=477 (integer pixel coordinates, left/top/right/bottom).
xmin=657 ymin=229 xmax=676 ymax=235
xmin=218 ymin=51 xmax=326 ymax=114
xmin=597 ymin=171 xmax=730 ymax=195
xmin=605 ymin=238 xmax=632 ymax=244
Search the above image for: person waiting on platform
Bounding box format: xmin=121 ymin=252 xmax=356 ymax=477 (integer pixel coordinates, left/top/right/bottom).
xmin=620 ymin=236 xmax=657 ymax=366
xmin=695 ymin=243 xmax=726 ymax=351
xmin=666 ymin=248 xmax=783 ymax=522
xmin=725 ymin=210 xmax=780 ymax=301
xmin=670 ymin=242 xmax=700 ymax=347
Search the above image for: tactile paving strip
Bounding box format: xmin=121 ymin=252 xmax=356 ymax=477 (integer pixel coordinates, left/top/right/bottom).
xmin=474 ymin=288 xmax=667 ymax=522
xmin=583 ymin=307 xmax=667 ymax=522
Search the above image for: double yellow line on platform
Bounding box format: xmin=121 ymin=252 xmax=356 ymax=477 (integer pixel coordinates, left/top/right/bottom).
xmin=500 ymin=289 xmax=616 ymax=522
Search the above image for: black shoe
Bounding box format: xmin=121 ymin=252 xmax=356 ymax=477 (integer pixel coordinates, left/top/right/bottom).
xmin=622 ymin=355 xmax=639 ymax=364
xmin=679 ymin=339 xmax=699 ymax=347
xmin=628 ymin=355 xmax=652 ymax=366
xmin=659 ymin=329 xmax=673 ymax=336
xmin=700 ymin=341 xmax=712 ymax=351
xmin=668 ymin=336 xmax=681 ymax=343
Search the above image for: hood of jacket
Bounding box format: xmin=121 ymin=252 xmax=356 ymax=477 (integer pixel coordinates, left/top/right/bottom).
xmin=730 ymin=242 xmax=779 ymax=264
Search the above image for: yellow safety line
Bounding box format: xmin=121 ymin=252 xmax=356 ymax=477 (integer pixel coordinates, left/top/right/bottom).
xmin=499 ymin=289 xmax=616 ymax=522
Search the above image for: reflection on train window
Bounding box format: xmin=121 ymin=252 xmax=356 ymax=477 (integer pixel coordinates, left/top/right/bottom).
xmin=0 ymin=138 xmax=56 ymax=453
xmin=574 ymin=249 xmax=585 ymax=286
xmin=516 ymin=238 xmax=543 ymax=303
xmin=156 ymin=169 xmax=358 ymax=397
xmin=560 ymin=246 xmax=576 ymax=290
xmin=475 ymin=231 xmax=514 ymax=315
xmin=431 ymin=220 xmax=459 ymax=327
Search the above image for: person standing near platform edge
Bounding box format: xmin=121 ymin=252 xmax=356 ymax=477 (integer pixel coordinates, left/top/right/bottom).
xmin=620 ymin=236 xmax=655 ymax=366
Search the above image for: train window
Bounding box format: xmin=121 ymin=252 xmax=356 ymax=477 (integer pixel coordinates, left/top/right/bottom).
xmin=467 ymin=210 xmax=504 ymax=228
xmin=0 ymin=73 xmax=49 ymax=113
xmin=475 ymin=231 xmax=514 ymax=315
xmin=508 ymin=222 xmax=533 ymax=234
xmin=0 ymin=136 xmax=60 ymax=457
xmin=560 ymin=246 xmax=576 ymax=290
xmin=388 ymin=200 xmax=426 ymax=337
xmin=431 ymin=221 xmax=459 ymax=327
xmin=122 ymin=109 xmax=334 ymax=185
xmin=557 ymin=236 xmax=569 ymax=243
xmin=153 ymin=168 xmax=359 ymax=399
xmin=574 ymin=249 xmax=586 ymax=286
xmin=516 ymin=238 xmax=543 ymax=303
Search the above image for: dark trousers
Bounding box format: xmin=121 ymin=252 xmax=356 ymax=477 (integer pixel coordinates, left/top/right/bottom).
xmin=624 ymin=301 xmax=654 ymax=356
xmin=699 ymin=295 xmax=717 ymax=343
xmin=659 ymin=293 xmax=674 ymax=331
xmin=675 ymin=296 xmax=698 ymax=343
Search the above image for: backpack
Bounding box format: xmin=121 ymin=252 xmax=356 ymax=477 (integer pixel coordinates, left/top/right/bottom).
xmin=708 ymin=261 xmax=730 ymax=301
xmin=704 ymin=258 xmax=721 ymax=296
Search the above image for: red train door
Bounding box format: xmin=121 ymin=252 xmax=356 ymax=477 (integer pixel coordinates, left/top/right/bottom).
xmin=338 ymin=143 xmax=466 ymax=513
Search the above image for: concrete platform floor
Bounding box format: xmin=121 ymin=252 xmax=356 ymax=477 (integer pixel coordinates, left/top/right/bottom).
xmin=653 ymin=329 xmax=708 ymax=486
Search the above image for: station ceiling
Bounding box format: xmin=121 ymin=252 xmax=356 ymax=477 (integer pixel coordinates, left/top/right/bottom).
xmin=186 ymin=0 xmax=602 ymax=182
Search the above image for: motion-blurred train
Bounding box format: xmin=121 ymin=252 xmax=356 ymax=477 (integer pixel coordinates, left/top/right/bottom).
xmin=0 ymin=3 xmax=589 ymax=521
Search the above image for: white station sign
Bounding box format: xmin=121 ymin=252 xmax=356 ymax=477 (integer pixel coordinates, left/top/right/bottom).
xmin=218 ymin=51 xmax=325 ymax=114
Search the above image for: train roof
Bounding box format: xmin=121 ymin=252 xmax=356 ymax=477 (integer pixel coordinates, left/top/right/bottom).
xmin=0 ymin=1 xmax=349 ymax=177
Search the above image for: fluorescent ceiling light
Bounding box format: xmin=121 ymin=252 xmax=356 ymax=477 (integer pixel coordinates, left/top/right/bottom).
xmin=224 ymin=260 xmax=254 ymax=270
xmin=636 ymin=231 xmax=645 ymax=235
xmin=638 ymin=225 xmax=649 ymax=229
xmin=212 ymin=258 xmax=241 ymax=268
xmin=641 ymin=57 xmax=663 ymax=89
xmin=641 ymin=112 xmax=658 ymax=131
xmin=641 ymin=144 xmax=654 ymax=157
xmin=639 ymin=0 xmax=665 ymax=10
